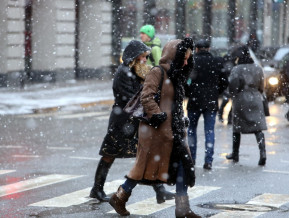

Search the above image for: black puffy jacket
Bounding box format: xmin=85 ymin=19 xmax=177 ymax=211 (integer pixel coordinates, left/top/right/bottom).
xmin=186 ymin=50 xmax=227 ymax=111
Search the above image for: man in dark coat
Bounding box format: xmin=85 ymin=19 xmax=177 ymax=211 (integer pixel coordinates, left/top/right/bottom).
xmin=90 ymin=40 xmax=174 ymax=203
xmin=186 ymin=39 xmax=228 ymax=170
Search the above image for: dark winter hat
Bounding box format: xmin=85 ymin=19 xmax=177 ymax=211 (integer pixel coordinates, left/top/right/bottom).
xmin=122 ymin=40 xmax=150 ymax=66
xmin=231 ymin=44 xmax=254 ymax=65
xmin=195 ymin=39 xmax=210 ymax=48
xmin=231 ymin=44 xmax=250 ymax=59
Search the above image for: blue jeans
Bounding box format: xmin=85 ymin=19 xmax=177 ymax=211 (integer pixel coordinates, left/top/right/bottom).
xmin=187 ymin=109 xmax=217 ymax=164
xmin=175 ymin=161 xmax=188 ymax=196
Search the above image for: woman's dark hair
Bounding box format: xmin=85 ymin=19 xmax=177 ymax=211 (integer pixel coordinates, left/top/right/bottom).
xmin=231 ymin=45 xmax=254 ymax=65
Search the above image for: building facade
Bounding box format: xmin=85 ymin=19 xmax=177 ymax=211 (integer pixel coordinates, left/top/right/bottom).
xmin=1 ymin=0 xmax=289 ymax=87
xmin=0 ymin=0 xmax=111 ymax=87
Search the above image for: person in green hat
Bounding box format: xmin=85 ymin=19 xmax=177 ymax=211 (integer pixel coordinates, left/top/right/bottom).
xmin=140 ymin=24 xmax=162 ymax=66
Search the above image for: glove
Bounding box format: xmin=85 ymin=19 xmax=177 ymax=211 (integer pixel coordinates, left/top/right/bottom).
xmin=149 ymin=112 xmax=167 ymax=128
xmin=183 ymin=117 xmax=190 ymax=128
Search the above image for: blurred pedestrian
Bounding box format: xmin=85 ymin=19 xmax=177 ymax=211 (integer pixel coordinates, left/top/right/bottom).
xmin=140 ymin=24 xmax=162 ymax=66
xmin=283 ymin=60 xmax=289 ymax=121
xmin=218 ymin=53 xmax=234 ymax=124
xmin=185 ymin=38 xmax=228 ymax=170
xmin=89 ymin=40 xmax=174 ymax=203
xmin=109 ymin=38 xmax=201 ymax=218
xmin=247 ymin=33 xmax=260 ymax=54
xmin=226 ymin=45 xmax=267 ymax=166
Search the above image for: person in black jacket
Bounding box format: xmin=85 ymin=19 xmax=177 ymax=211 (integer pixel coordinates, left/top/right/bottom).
xmin=90 ymin=40 xmax=174 ymax=203
xmin=186 ymin=39 xmax=228 ymax=170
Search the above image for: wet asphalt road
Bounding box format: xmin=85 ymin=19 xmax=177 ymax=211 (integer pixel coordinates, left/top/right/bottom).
xmin=1 ymin=102 xmax=289 ymax=218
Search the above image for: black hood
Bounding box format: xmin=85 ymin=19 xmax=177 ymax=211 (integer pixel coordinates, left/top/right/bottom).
xmin=122 ymin=40 xmax=150 ymax=66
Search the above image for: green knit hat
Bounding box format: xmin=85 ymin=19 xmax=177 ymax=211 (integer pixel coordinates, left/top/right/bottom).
xmin=140 ymin=24 xmax=155 ymax=39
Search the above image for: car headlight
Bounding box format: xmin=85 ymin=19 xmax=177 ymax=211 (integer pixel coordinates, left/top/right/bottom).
xmin=268 ymin=77 xmax=278 ymax=86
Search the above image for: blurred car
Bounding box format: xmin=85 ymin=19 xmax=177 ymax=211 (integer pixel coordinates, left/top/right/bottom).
xmin=263 ymin=45 xmax=289 ymax=101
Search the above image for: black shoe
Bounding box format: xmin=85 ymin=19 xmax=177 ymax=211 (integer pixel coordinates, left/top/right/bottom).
xmin=218 ymin=114 xmax=224 ymax=123
xmin=153 ymin=184 xmax=175 ymax=204
xmin=226 ymin=153 xmax=239 ymax=162
xmin=285 ymin=112 xmax=289 ymax=121
xmin=192 ymin=159 xmax=196 ymax=166
xmin=203 ymin=163 xmax=212 ymax=170
xmin=89 ymin=186 xmax=110 ymax=202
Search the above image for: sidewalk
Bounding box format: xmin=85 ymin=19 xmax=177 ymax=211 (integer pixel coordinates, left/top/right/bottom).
xmin=0 ymin=79 xmax=114 ymax=115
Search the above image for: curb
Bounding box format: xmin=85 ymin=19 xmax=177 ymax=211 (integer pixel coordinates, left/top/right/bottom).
xmin=32 ymin=99 xmax=114 ymax=114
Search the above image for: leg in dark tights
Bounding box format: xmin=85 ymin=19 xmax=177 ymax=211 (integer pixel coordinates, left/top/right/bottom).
xmin=226 ymin=132 xmax=241 ymax=162
xmin=90 ymin=156 xmax=115 ymax=201
xmin=255 ymin=131 xmax=266 ymax=166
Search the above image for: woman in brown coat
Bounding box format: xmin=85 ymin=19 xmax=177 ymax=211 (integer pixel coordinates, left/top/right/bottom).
xmin=109 ymin=38 xmax=201 ymax=218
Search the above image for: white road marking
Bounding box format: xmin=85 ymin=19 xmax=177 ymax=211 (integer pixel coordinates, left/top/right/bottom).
xmin=211 ymin=193 xmax=289 ymax=217
xmin=247 ymin=193 xmax=289 ymax=208
xmin=281 ymin=160 xmax=289 ymax=163
xmin=0 ymin=145 xmax=23 ymax=148
xmin=57 ymin=112 xmax=109 ymax=119
xmin=108 ymin=185 xmax=220 ymax=215
xmin=47 ymin=146 xmax=74 ymax=150
xmin=69 ymin=156 xmax=99 ymax=161
xmin=263 ymin=170 xmax=289 ymax=175
xmin=0 ymin=174 xmax=83 ymax=198
xmin=29 ymin=188 xmax=91 ymax=207
xmin=29 ymin=180 xmax=124 ymax=208
xmin=12 ymin=155 xmax=40 ymax=158
xmin=0 ymin=170 xmax=16 ymax=175
xmin=211 ymin=211 xmax=265 ymax=218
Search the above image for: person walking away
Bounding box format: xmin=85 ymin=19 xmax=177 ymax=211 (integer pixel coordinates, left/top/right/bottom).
xmin=186 ymin=38 xmax=228 ymax=170
xmin=282 ymin=60 xmax=289 ymax=121
xmin=140 ymin=24 xmax=162 ymax=66
xmin=109 ymin=38 xmax=201 ymax=218
xmin=218 ymin=53 xmax=233 ymax=124
xmin=89 ymin=40 xmax=174 ymax=203
xmin=226 ymin=45 xmax=267 ymax=166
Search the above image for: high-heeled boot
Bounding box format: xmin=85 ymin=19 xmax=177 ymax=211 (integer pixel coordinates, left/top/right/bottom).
xmin=109 ymin=186 xmax=131 ymax=216
xmin=175 ymin=195 xmax=202 ymax=218
xmin=256 ymin=132 xmax=266 ymax=166
xmin=89 ymin=158 xmax=113 ymax=202
xmin=153 ymin=184 xmax=175 ymax=204
xmin=226 ymin=132 xmax=240 ymax=162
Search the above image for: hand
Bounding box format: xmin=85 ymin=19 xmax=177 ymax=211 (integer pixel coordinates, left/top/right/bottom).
xmin=149 ymin=112 xmax=167 ymax=128
xmin=183 ymin=117 xmax=190 ymax=128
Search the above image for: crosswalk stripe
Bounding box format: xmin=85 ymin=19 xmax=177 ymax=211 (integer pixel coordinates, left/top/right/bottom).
xmin=210 ymin=211 xmax=266 ymax=218
xmin=247 ymin=193 xmax=289 ymax=208
xmin=47 ymin=146 xmax=74 ymax=150
xmin=57 ymin=112 xmax=109 ymax=119
xmin=0 ymin=170 xmax=16 ymax=175
xmin=69 ymin=156 xmax=99 ymax=161
xmin=29 ymin=188 xmax=91 ymax=207
xmin=263 ymin=170 xmax=289 ymax=175
xmin=29 ymin=179 xmax=124 ymax=208
xmin=12 ymin=155 xmax=40 ymax=158
xmin=0 ymin=174 xmax=83 ymax=198
xmin=0 ymin=145 xmax=23 ymax=148
xmin=108 ymin=185 xmax=220 ymax=216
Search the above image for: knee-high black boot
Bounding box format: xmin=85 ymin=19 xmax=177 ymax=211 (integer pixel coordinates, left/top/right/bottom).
xmin=153 ymin=184 xmax=175 ymax=204
xmin=89 ymin=158 xmax=113 ymax=202
xmin=226 ymin=132 xmax=240 ymax=162
xmin=255 ymin=131 xmax=266 ymax=166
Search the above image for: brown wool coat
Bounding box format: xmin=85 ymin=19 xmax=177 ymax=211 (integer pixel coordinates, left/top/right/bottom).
xmin=127 ymin=40 xmax=183 ymax=183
